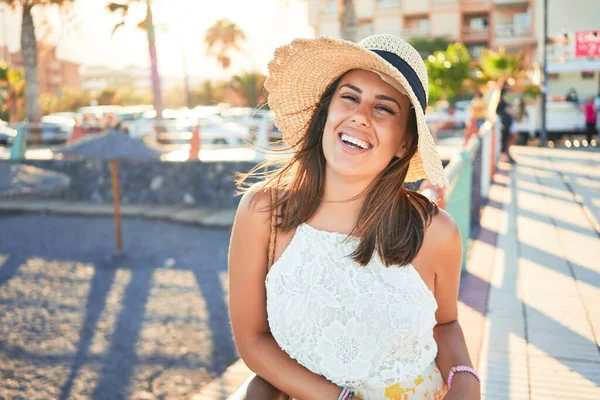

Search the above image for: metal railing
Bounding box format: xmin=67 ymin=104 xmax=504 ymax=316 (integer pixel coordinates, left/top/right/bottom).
xmin=461 ymin=26 xmax=490 ymax=41
xmin=420 ymin=112 xmax=501 ymax=271
xmin=496 ymin=24 xmax=531 ymax=38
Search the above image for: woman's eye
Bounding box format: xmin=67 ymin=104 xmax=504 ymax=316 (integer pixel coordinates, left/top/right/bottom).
xmin=341 ymin=94 xmax=358 ymax=102
xmin=376 ymin=105 xmax=394 ymax=114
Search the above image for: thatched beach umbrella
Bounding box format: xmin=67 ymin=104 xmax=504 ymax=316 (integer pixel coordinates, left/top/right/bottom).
xmin=0 ymin=163 xmax=70 ymax=198
xmin=53 ymin=133 xmax=162 ymax=253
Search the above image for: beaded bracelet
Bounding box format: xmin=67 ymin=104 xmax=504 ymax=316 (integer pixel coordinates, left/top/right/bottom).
xmin=337 ymin=387 xmax=355 ymax=400
xmin=447 ymin=365 xmax=481 ymax=389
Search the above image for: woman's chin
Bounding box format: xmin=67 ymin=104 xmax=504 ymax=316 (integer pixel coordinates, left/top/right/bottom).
xmin=326 ymin=160 xmax=373 ymax=181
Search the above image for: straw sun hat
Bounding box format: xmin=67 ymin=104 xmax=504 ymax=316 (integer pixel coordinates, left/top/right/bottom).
xmin=264 ymin=34 xmax=448 ymax=187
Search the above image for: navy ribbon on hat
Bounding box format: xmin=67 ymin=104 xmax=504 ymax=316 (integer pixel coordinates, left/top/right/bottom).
xmin=370 ymin=49 xmax=427 ymax=113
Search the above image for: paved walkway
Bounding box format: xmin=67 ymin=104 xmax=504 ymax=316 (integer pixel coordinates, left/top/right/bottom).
xmin=0 ymin=214 xmax=237 ymax=400
xmin=463 ymin=146 xmax=600 ymax=400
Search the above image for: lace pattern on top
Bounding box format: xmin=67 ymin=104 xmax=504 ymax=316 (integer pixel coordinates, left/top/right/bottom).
xmin=265 ymin=223 xmax=439 ymax=390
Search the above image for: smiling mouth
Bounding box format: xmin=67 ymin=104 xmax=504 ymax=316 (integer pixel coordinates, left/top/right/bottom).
xmin=339 ymin=132 xmax=372 ymax=150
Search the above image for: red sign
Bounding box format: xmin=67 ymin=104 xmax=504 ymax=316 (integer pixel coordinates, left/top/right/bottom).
xmin=575 ymin=31 xmax=600 ymax=58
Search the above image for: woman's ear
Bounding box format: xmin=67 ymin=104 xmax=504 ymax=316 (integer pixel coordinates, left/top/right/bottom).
xmin=395 ymin=144 xmax=407 ymax=159
xmin=395 ymin=135 xmax=412 ymax=158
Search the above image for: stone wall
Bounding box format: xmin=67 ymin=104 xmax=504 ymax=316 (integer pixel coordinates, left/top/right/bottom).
xmin=5 ymin=158 xmax=447 ymax=208
xmin=19 ymin=159 xmax=257 ymax=209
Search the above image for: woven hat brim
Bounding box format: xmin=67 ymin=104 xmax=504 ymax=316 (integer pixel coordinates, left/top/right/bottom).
xmin=265 ymin=37 xmax=448 ymax=187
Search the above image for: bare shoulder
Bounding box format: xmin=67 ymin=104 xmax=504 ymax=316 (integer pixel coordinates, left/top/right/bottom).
xmin=421 ymin=208 xmax=462 ymax=262
xmin=236 ymin=182 xmax=272 ymax=223
xmin=425 ymin=208 xmax=459 ymax=244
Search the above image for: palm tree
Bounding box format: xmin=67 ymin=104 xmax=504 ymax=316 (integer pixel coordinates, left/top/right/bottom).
xmin=0 ymin=63 xmax=25 ymax=122
xmin=0 ymin=0 xmax=74 ymax=122
xmin=338 ymin=0 xmax=358 ymax=42
xmin=477 ymin=46 xmax=524 ymax=88
xmin=203 ymin=19 xmax=246 ymax=73
xmin=107 ymin=0 xmax=163 ymax=118
xmin=229 ymin=72 xmax=266 ymax=108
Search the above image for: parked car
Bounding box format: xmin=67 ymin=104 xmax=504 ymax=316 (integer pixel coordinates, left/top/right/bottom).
xmin=452 ymin=100 xmax=471 ymax=129
xmin=47 ymin=112 xmax=77 ymax=121
xmin=0 ymin=120 xmax=17 ymax=145
xmin=117 ymin=105 xmax=154 ymax=134
xmin=220 ymin=107 xmax=281 ymax=141
xmin=77 ymin=105 xmax=123 ymax=119
xmin=129 ymin=108 xmax=249 ymax=146
xmin=39 ymin=115 xmax=76 ymax=144
xmin=190 ymin=110 xmax=250 ymax=145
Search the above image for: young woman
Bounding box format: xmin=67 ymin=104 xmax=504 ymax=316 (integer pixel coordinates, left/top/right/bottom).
xmin=228 ymin=35 xmax=481 ymax=400
xmin=583 ymin=97 xmax=598 ymax=145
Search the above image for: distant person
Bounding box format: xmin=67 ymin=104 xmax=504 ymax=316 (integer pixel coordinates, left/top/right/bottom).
xmin=497 ymin=91 xmax=516 ymax=163
xmin=583 ymin=97 xmax=597 ymax=145
xmin=67 ymin=115 xmax=86 ymax=145
xmin=516 ymin=97 xmax=528 ymax=122
xmin=105 ymin=114 xmax=124 ymax=135
xmin=565 ymin=88 xmax=579 ymax=104
xmin=594 ymin=92 xmax=600 ymax=133
xmin=470 ymin=91 xmax=487 ymax=129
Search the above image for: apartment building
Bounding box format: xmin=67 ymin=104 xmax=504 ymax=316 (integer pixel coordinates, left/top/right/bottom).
xmin=6 ymin=42 xmax=82 ymax=95
xmin=81 ymin=65 xmax=152 ymax=91
xmin=534 ymin=0 xmax=600 ymax=101
xmin=307 ymin=0 xmax=536 ymax=60
xmin=308 ymin=0 xmax=599 ymax=100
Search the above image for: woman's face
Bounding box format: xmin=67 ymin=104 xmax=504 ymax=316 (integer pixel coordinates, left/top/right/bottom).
xmin=322 ymin=69 xmax=412 ymax=182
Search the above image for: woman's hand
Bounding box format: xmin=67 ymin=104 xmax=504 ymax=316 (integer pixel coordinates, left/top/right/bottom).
xmin=442 ymin=373 xmax=481 ymax=400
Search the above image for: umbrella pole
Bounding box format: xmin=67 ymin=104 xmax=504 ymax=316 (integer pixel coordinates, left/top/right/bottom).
xmin=110 ymin=160 xmax=123 ymax=253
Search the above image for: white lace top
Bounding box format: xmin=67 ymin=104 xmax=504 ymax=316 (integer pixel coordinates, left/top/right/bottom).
xmin=265 ymin=223 xmax=439 ymax=393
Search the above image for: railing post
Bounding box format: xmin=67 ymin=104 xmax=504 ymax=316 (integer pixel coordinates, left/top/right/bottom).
xmin=480 ymin=125 xmax=492 ymax=201
xmin=470 ymin=136 xmax=482 ymax=232
xmin=10 ymin=123 xmax=27 ymax=160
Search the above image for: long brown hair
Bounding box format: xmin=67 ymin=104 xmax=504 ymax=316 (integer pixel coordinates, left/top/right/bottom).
xmin=237 ymin=75 xmax=438 ymax=267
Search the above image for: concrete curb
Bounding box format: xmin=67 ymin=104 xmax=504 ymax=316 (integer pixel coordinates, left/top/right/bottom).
xmin=0 ymin=200 xmax=236 ymax=228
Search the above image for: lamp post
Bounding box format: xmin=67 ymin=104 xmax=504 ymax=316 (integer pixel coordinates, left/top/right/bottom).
xmin=540 ymin=0 xmax=548 ymax=148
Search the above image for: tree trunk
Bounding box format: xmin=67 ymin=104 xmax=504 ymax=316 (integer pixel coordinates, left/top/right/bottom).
xmin=181 ymin=44 xmax=191 ymax=108
xmin=8 ymin=92 xmax=19 ymax=123
xmin=145 ymin=1 xmax=164 ymax=118
xmin=339 ymin=0 xmax=358 ymax=42
xmin=21 ymin=5 xmax=41 ymax=122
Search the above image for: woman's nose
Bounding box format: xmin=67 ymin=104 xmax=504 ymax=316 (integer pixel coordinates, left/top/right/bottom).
xmin=351 ymin=105 xmax=370 ymax=128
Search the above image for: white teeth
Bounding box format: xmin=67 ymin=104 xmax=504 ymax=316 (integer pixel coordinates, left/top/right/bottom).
xmin=341 ymin=133 xmax=370 ymax=149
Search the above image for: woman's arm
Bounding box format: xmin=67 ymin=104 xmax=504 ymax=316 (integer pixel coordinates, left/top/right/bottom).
xmin=228 ymin=188 xmax=347 ymax=400
xmin=423 ymin=211 xmax=481 ymax=399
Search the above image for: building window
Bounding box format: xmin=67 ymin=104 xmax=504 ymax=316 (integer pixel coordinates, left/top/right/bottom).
xmin=418 ymin=19 xmax=429 ymax=33
xmin=469 ymin=17 xmax=488 ymax=31
xmin=513 ymin=12 xmax=530 ymax=27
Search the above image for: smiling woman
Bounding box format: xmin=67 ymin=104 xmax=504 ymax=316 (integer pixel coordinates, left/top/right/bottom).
xmin=322 ymin=70 xmax=414 ymax=184
xmin=228 ymin=34 xmax=481 ymax=400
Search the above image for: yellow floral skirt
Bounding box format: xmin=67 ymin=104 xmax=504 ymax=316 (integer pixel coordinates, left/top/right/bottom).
xmin=351 ymin=361 xmax=448 ymax=400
